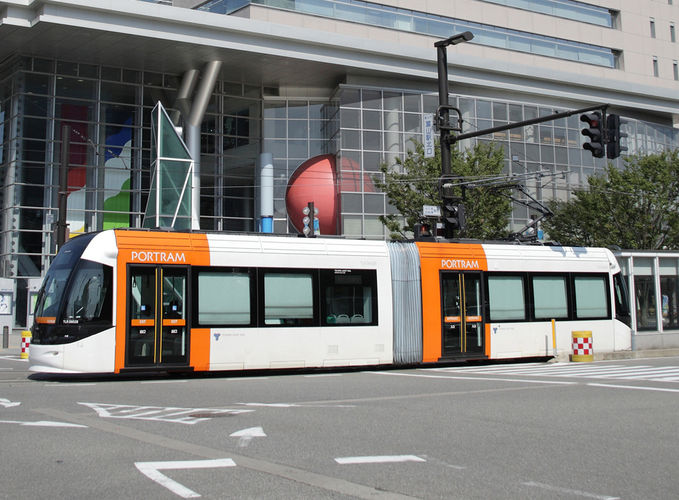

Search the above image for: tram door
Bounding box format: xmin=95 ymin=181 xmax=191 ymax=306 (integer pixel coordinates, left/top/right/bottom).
xmin=126 ymin=266 xmax=189 ymax=367
xmin=441 ymin=272 xmax=485 ymax=357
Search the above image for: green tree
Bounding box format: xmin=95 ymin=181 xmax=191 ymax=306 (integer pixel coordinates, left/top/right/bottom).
xmin=375 ymin=141 xmax=512 ymax=240
xmin=543 ymin=150 xmax=679 ymax=249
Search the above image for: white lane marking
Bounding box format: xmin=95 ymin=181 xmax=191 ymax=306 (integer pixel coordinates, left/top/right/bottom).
xmin=0 ymin=367 xmax=13 ymax=371
xmin=588 ymin=383 xmax=679 ymax=393
xmin=79 ymin=402 xmax=253 ymax=424
xmin=0 ymin=398 xmax=20 ymax=408
xmin=45 ymin=383 xmax=97 ymax=387
xmin=237 ymin=402 xmax=300 ymax=407
xmin=0 ymin=355 xmax=26 ymax=362
xmin=304 ymin=373 xmax=342 ymax=378
xmin=373 ymin=371 xmax=577 ymax=385
xmin=335 ymin=455 xmax=426 ymax=465
xmin=230 ymin=426 xmax=266 ymax=447
xmin=0 ymin=419 xmax=87 ymax=428
xmin=523 ymin=481 xmax=620 ymax=499
xmin=135 ymin=458 xmax=236 ymax=498
xmin=141 ymin=380 xmax=188 ymax=384
xmin=236 ymin=402 xmax=356 ymax=408
xmin=418 ymin=455 xmax=466 ymax=470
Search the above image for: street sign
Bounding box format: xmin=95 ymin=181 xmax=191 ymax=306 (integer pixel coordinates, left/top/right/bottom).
xmin=422 ymin=205 xmax=441 ymax=217
xmin=423 ymin=113 xmax=435 ymax=158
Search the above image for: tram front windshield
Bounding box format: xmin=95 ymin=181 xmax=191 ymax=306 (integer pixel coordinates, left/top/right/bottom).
xmin=33 ymin=233 xmax=113 ymax=344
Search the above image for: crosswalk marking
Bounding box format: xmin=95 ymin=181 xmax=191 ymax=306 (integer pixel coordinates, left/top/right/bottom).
xmin=430 ymin=363 xmax=679 ymax=382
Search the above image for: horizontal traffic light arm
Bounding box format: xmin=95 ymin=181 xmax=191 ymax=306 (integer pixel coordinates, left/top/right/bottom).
xmin=448 ymin=104 xmax=608 ymax=144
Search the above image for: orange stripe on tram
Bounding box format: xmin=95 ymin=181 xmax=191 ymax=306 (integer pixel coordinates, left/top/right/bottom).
xmin=416 ymin=242 xmax=488 ymax=362
xmin=113 ymin=230 xmax=210 ymax=373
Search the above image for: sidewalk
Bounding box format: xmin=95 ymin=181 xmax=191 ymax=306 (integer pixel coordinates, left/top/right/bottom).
xmin=596 ymin=348 xmax=679 ymax=360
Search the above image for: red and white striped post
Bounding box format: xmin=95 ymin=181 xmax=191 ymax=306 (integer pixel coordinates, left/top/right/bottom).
xmin=20 ymin=330 xmax=31 ymax=359
xmin=571 ymin=331 xmax=593 ymax=362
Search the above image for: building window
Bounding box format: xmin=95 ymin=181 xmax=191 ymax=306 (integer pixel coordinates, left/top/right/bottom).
xmin=671 ymin=23 xmax=676 ymax=43
xmin=650 ymin=18 xmax=656 ymax=38
xmin=660 ymin=259 xmax=679 ymax=330
xmin=634 ymin=258 xmax=657 ymax=331
xmin=653 ymin=56 xmax=659 ymax=77
xmin=674 ymin=61 xmax=679 ymax=81
xmin=203 ymin=0 xmax=619 ymax=68
xmin=477 ymin=0 xmax=615 ymax=28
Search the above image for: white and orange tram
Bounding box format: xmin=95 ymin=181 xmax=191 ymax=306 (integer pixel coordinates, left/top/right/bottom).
xmin=29 ymin=229 xmax=632 ymax=374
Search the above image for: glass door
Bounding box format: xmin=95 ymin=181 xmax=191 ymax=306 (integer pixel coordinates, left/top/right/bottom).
xmin=441 ymin=272 xmax=484 ymax=357
xmin=127 ymin=266 xmax=188 ymax=367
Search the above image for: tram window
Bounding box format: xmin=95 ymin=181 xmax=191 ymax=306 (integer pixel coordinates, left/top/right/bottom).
xmin=573 ymin=274 xmax=609 ymax=319
xmin=197 ymin=269 xmax=252 ymax=325
xmin=320 ymin=269 xmax=377 ymax=326
xmin=34 ymin=268 xmax=70 ymax=320
xmin=263 ymin=271 xmax=314 ymax=326
xmin=488 ymin=275 xmax=526 ymax=321
xmin=532 ymin=275 xmax=568 ymax=319
xmin=131 ymin=269 xmax=155 ymax=320
xmin=62 ymin=261 xmax=113 ymax=324
xmin=163 ymin=272 xmax=185 ymax=320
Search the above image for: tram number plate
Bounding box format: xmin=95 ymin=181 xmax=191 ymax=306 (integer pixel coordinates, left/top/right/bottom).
xmin=139 ymin=329 xmax=147 ymax=335
xmin=170 ymin=328 xmax=178 ymax=334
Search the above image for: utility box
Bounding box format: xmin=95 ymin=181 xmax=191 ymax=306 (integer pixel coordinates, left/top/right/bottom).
xmin=0 ymin=278 xmax=13 ymax=338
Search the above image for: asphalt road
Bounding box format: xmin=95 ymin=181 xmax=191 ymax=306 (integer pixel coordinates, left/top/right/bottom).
xmin=1 ymin=351 xmax=678 ymax=499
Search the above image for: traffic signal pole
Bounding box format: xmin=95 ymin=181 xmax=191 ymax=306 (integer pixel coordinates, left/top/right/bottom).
xmin=436 ymin=41 xmax=451 ymax=177
xmin=449 ymin=104 xmax=608 ymax=145
xmin=434 ymin=31 xmax=614 ymax=239
xmin=435 ymin=31 xmax=473 ymax=177
xmin=435 ymin=32 xmax=473 ymax=237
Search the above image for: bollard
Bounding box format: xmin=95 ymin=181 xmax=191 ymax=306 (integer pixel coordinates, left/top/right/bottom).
xmin=571 ymin=330 xmax=593 ymax=362
xmin=20 ymin=330 xmax=31 ymax=359
xmin=2 ymin=325 xmax=7 ymax=349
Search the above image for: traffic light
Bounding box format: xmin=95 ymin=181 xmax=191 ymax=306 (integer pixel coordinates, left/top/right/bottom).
xmin=302 ymin=202 xmax=319 ymax=237
xmin=442 ymin=199 xmax=466 ymax=237
xmin=606 ymin=113 xmax=627 ymax=159
xmin=440 ymin=180 xmax=466 ymax=238
xmin=580 ymin=111 xmax=605 ymax=158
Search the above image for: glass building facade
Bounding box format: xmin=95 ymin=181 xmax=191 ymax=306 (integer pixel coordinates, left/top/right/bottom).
xmin=1 ymin=51 xmax=679 ymax=326
xmin=200 ymin=0 xmax=619 ymax=67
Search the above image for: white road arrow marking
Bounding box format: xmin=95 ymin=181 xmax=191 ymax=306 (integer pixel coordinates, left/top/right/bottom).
xmin=135 ymin=458 xmax=236 ymax=498
xmin=0 ymin=398 xmax=20 ymax=408
xmin=230 ymin=426 xmax=266 ymax=447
